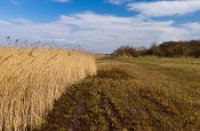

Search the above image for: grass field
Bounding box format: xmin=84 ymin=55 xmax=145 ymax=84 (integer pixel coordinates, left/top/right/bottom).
xmin=38 ymin=56 xmax=200 ymax=130
xmin=0 ymin=47 xmax=96 ymax=131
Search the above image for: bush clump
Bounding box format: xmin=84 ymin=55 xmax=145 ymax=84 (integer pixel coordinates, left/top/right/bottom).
xmin=112 ymin=40 xmax=200 ymax=58
xmin=112 ymin=45 xmax=139 ymax=57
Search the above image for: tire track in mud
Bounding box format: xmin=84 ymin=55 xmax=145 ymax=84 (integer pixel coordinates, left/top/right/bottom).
xmin=37 ymin=68 xmax=136 ymax=131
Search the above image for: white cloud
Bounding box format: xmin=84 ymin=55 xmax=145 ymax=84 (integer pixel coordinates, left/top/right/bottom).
xmin=53 ymin=0 xmax=70 ymax=3
xmin=0 ymin=12 xmax=199 ymax=53
xmin=13 ymin=18 xmax=33 ymax=25
xmin=182 ymin=22 xmax=200 ymax=39
xmin=128 ymin=0 xmax=200 ymax=17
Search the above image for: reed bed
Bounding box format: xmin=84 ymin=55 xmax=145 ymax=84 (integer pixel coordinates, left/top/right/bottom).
xmin=0 ymin=47 xmax=96 ymax=131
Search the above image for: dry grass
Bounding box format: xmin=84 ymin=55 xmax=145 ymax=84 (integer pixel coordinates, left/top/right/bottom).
xmin=0 ymin=47 xmax=96 ymax=131
xmin=38 ymin=56 xmax=200 ymax=130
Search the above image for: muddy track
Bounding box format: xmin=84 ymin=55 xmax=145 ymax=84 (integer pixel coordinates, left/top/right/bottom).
xmin=37 ymin=80 xmax=135 ymax=130
xmin=97 ymin=87 xmax=134 ymax=130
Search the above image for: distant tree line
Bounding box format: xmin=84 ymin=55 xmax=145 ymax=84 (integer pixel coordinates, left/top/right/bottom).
xmin=112 ymin=40 xmax=200 ymax=58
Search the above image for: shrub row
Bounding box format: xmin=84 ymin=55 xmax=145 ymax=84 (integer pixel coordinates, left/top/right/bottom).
xmin=112 ymin=40 xmax=200 ymax=58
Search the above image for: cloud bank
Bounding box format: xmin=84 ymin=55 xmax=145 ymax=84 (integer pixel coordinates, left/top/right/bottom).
xmin=128 ymin=0 xmax=200 ymax=17
xmin=1 ymin=12 xmax=199 ymax=53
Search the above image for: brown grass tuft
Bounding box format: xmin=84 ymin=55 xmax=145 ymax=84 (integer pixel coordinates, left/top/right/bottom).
xmin=0 ymin=47 xmax=96 ymax=131
xmin=97 ymin=68 xmax=132 ymax=80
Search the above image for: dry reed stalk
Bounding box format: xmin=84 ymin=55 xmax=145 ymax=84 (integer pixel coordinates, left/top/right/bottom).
xmin=0 ymin=47 xmax=96 ymax=131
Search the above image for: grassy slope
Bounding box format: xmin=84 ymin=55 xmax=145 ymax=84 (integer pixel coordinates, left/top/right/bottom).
xmin=37 ymin=56 xmax=200 ymax=131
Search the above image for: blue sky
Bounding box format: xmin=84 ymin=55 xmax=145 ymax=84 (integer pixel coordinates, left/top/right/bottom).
xmin=1 ymin=0 xmax=200 ymax=53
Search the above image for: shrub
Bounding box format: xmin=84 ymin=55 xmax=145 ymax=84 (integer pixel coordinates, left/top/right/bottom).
xmin=112 ymin=45 xmax=138 ymax=57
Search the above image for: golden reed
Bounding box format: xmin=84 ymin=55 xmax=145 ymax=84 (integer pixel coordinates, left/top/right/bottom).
xmin=0 ymin=47 xmax=96 ymax=131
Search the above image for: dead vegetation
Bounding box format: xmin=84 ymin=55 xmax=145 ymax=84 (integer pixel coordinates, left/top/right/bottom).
xmin=97 ymin=68 xmax=132 ymax=80
xmin=0 ymin=47 xmax=96 ymax=131
xmin=37 ymin=56 xmax=200 ymax=131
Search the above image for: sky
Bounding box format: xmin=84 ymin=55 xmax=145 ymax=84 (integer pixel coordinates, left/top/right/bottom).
xmin=0 ymin=0 xmax=200 ymax=53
